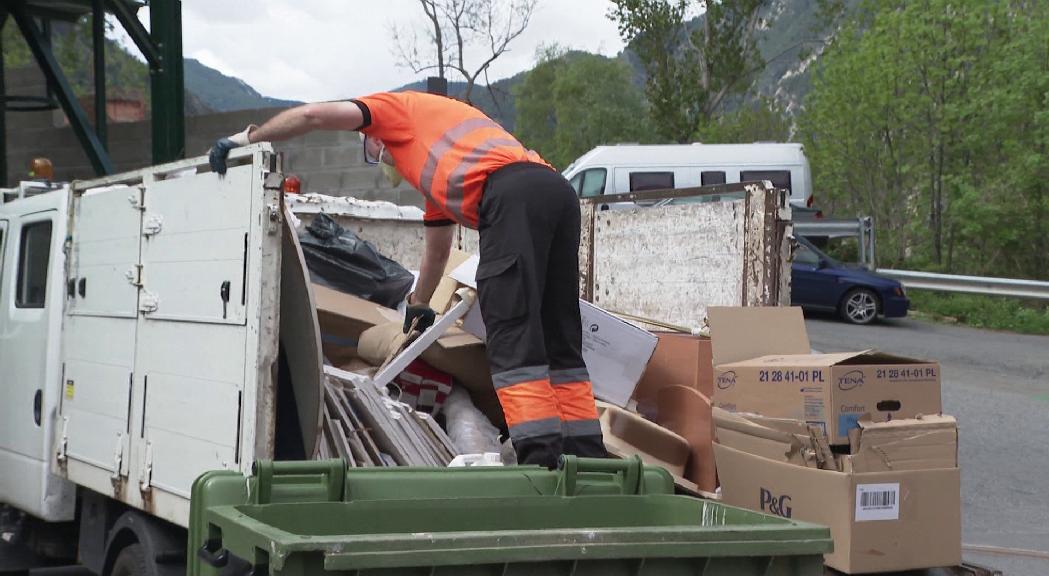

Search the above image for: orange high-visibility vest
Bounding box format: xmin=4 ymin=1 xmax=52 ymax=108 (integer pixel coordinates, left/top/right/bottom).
xmin=354 ymin=91 xmax=549 ymax=228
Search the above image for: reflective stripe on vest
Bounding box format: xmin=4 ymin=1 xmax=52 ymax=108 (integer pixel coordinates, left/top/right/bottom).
xmin=418 ymin=117 xmax=528 ymax=224
xmin=446 ymin=138 xmax=520 ymax=222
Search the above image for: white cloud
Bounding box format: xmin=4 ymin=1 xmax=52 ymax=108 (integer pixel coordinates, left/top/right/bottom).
xmin=113 ymin=0 xmax=626 ymax=102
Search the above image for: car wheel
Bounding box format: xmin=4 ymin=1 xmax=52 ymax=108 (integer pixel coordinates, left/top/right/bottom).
xmin=840 ymin=288 xmax=879 ymax=325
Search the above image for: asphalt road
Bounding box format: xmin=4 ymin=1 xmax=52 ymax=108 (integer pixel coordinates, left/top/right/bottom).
xmin=805 ymin=313 xmax=1049 ymax=576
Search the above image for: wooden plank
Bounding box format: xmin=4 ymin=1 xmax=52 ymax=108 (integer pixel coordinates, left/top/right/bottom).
xmin=324 ymin=388 xmax=365 ymax=467
xmin=332 ymin=383 xmax=383 ymax=466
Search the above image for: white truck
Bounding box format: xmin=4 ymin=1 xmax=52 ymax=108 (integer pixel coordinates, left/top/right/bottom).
xmin=0 ymin=144 xmax=325 ymax=576
xmin=0 ymin=145 xmax=793 ymax=576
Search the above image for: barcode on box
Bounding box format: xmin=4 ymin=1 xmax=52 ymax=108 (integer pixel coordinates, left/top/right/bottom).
xmin=861 ymin=490 xmax=895 ymax=508
xmin=855 ymin=483 xmax=900 ymax=521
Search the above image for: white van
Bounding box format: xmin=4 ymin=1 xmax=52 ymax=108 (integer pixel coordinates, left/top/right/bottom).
xmin=563 ymin=143 xmax=813 ymax=207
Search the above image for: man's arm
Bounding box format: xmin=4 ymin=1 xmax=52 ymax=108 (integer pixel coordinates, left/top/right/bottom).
xmin=247 ymin=101 xmax=365 ymax=143
xmin=209 ymin=101 xmax=365 ymax=174
xmin=411 ymin=224 xmax=456 ymax=305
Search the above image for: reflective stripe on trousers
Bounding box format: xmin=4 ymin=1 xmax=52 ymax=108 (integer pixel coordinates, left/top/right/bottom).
xmin=493 ymin=365 xmax=601 ymax=441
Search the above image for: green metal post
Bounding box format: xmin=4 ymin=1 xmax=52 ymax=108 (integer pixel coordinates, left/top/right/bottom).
xmin=149 ymin=0 xmax=184 ymax=164
xmin=92 ymin=0 xmax=106 ymax=149
xmin=9 ymin=3 xmax=114 ymax=175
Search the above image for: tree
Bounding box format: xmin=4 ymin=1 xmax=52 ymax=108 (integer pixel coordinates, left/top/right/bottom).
xmin=514 ymin=49 xmax=653 ymax=169
xmin=392 ymin=0 xmax=538 ymax=104
xmin=607 ymin=0 xmax=768 ymax=143
xmin=799 ymin=0 xmax=1049 ymax=278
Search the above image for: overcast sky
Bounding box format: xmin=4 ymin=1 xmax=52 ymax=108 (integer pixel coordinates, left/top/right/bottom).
xmin=115 ymin=0 xmax=626 ymax=103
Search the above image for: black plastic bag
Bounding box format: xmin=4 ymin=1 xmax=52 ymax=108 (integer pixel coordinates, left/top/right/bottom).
xmin=298 ymin=213 xmax=414 ymax=308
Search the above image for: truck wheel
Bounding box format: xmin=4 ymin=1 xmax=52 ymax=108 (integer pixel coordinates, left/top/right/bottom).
xmin=110 ymin=544 xmax=150 ymax=576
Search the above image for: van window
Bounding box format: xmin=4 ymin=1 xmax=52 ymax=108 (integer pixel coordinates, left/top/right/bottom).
xmin=17 ymin=220 xmax=52 ymax=308
xmin=569 ymin=172 xmax=583 ymax=195
xmin=701 ymin=171 xmax=726 ymax=186
xmin=740 ymin=170 xmax=792 ymax=191
xmin=580 ymin=168 xmax=607 ymax=198
xmin=629 ymin=171 xmax=674 ymax=192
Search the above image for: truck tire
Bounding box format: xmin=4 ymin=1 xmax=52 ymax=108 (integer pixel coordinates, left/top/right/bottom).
xmin=109 ymin=544 xmax=150 ymax=576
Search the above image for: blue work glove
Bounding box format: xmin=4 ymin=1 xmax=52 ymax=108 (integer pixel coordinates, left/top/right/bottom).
xmin=403 ymin=301 xmax=436 ymax=334
xmin=208 ymin=125 xmax=255 ymax=175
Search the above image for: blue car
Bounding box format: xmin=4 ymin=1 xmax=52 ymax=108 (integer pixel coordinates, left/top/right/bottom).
xmin=791 ymin=236 xmax=910 ymax=324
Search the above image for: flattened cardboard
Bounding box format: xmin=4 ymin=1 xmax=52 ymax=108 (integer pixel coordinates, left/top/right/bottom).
xmin=715 ymin=350 xmax=941 ymax=444
xmin=655 ymin=386 xmax=716 ymax=492
xmin=844 ymin=415 xmax=957 ymax=473
xmin=597 ymin=402 xmax=690 ymax=478
xmin=714 ymin=442 xmax=961 ymax=574
xmin=429 ymin=249 xmax=473 ymax=313
xmin=708 ymin=306 xmax=810 ymax=367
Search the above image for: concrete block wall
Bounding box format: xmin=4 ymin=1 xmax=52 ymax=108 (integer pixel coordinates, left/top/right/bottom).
xmin=2 ymin=66 xmax=422 ymax=208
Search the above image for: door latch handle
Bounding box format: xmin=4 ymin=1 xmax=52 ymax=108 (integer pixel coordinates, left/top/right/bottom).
xmin=33 ymin=390 xmax=42 ymax=426
xmin=78 ymin=277 xmax=87 ymax=298
xmin=220 ymin=280 xmax=231 ymax=319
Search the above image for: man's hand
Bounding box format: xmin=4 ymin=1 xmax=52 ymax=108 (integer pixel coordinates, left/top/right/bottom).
xmin=208 ymin=125 xmax=255 ymax=175
xmin=403 ymin=297 xmax=436 ymax=334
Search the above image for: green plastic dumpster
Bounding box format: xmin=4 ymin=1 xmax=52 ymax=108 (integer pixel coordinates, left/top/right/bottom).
xmin=188 ymin=457 xmax=832 ymax=576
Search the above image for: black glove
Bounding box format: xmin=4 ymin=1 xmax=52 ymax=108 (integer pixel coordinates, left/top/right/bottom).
xmin=208 ymin=137 xmax=238 ymax=175
xmin=208 ymin=125 xmax=255 ymax=176
xmin=403 ymin=302 xmax=436 ymax=334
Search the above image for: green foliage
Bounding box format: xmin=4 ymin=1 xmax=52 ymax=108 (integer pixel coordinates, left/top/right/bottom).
xmin=514 ymin=50 xmax=653 ymax=169
xmin=696 ymin=97 xmax=791 ymax=143
xmin=2 ymin=17 xmax=150 ymax=101
xmin=909 ymin=292 xmax=1049 ymax=335
xmin=608 ymin=0 xmax=768 ymax=143
xmin=799 ymin=0 xmax=1049 ymax=280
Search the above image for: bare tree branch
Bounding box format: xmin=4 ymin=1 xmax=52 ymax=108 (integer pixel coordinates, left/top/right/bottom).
xmin=391 ymin=0 xmax=538 ymax=105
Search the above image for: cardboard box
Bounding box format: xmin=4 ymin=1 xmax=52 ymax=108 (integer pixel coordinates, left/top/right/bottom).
xmin=714 ymin=443 xmax=961 ymax=573
xmin=449 ymin=255 xmax=658 ymax=408
xmin=314 ymin=284 xmax=401 ymax=364
xmin=713 ymin=410 xmax=961 ymax=573
xmin=633 ymin=333 xmax=713 ymax=418
xmin=709 ymin=307 xmax=941 ymax=444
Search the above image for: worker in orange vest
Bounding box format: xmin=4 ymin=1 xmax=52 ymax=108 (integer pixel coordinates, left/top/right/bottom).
xmin=210 ymin=92 xmax=606 ymax=468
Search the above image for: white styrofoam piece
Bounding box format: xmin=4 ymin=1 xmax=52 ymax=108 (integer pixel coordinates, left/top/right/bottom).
xmin=370 ymin=289 xmax=476 ymax=389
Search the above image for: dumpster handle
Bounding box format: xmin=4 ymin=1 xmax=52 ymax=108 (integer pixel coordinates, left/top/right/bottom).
xmin=197 ymin=540 xmax=229 ymax=568
xmin=252 ymin=459 xmax=345 ymax=504
xmin=556 ymin=456 xmax=646 ymax=496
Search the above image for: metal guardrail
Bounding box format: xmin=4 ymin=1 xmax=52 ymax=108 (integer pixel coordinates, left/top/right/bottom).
xmin=876 ymin=269 xmax=1049 ymax=300
xmin=794 ymin=216 xmax=876 ymax=268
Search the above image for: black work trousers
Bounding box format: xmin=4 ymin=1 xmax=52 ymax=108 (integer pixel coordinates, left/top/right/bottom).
xmin=476 ymin=162 xmax=606 ymax=469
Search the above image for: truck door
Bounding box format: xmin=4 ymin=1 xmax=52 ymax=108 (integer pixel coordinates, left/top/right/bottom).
xmin=130 ymin=155 xmax=281 ymax=515
xmin=59 ymin=185 xmax=143 ymax=482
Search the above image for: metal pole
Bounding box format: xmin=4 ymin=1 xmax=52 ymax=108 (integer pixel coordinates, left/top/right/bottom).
xmin=149 ymin=0 xmax=184 ymax=164
xmin=92 ymin=0 xmax=106 ymax=149
xmin=9 ymin=5 xmax=114 ymax=175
